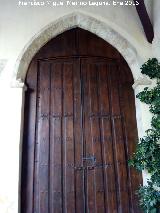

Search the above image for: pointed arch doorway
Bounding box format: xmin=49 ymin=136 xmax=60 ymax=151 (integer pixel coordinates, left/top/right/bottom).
xmin=21 ymin=28 xmax=142 ymax=213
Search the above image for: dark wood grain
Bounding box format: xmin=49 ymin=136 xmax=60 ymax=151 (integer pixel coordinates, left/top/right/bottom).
xmin=21 ymin=28 xmax=142 ymax=213
xmin=133 ymin=0 xmax=154 ymax=43
xmin=21 ymin=60 xmax=37 ymax=213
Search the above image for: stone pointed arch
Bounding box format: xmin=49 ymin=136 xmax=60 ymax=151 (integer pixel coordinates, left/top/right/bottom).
xmin=12 ymin=15 xmax=152 ymax=209
xmin=13 ymin=12 xmax=139 ymax=82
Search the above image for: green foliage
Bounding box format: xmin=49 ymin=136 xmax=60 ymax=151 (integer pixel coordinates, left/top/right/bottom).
xmin=137 ymin=84 xmax=160 ymax=114
xmin=129 ymin=135 xmax=160 ymax=186
xmin=137 ymin=182 xmax=160 ymax=213
xmin=141 ymin=58 xmax=160 ymax=79
xmin=152 ymin=115 xmax=160 ymax=130
xmin=129 ymin=58 xmax=160 ymax=212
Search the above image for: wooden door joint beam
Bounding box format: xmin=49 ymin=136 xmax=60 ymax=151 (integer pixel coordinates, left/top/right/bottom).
xmin=133 ymin=0 xmax=154 ymax=43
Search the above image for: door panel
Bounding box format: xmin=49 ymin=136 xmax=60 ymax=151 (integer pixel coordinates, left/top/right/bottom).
xmin=109 ymin=63 xmax=130 ymax=212
xmin=21 ymin=29 xmax=142 ymax=213
xmin=50 ymin=62 xmax=63 ymax=213
xmin=81 ymin=59 xmax=130 ymax=212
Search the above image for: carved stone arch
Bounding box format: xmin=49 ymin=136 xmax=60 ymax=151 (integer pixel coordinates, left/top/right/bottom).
xmin=13 ymin=12 xmax=140 ymax=82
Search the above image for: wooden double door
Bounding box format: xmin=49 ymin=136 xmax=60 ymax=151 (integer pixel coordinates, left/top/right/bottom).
xmin=21 ymin=29 xmax=142 ymax=213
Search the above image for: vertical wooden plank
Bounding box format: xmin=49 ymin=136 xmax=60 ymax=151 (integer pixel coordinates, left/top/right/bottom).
xmin=82 ymin=61 xmax=96 ymax=213
xmin=34 ymin=61 xmax=50 ymax=213
xmin=73 ymin=59 xmax=85 ymax=213
xmin=21 ymin=60 xmax=37 ymax=213
xmin=119 ymin=61 xmax=142 ymax=213
xmin=98 ymin=62 xmax=118 ymax=213
xmin=109 ymin=63 xmax=130 ymax=212
xmin=63 ymin=61 xmax=75 ymax=213
xmin=50 ymin=62 xmax=63 ymax=213
xmin=89 ymin=62 xmax=105 ymax=213
xmin=101 ymin=117 xmax=118 ymax=213
xmin=120 ymin=84 xmax=142 ymax=213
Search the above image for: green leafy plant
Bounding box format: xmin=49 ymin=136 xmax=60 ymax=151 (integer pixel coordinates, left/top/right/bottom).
xmin=129 ymin=58 xmax=160 ymax=212
xmin=137 ymin=182 xmax=160 ymax=213
xmin=137 ymin=84 xmax=160 ymax=114
xmin=141 ymin=58 xmax=160 ymax=79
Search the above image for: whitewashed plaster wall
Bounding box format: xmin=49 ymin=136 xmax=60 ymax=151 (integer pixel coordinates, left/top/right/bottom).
xmin=0 ymin=0 xmax=152 ymax=61
xmin=153 ymin=0 xmax=160 ymax=60
xmin=0 ymin=0 xmax=159 ymax=212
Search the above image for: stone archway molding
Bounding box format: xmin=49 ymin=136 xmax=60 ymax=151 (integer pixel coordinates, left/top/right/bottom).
xmin=11 ymin=15 xmax=152 ymax=210
xmin=12 ymin=11 xmax=141 ymax=84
